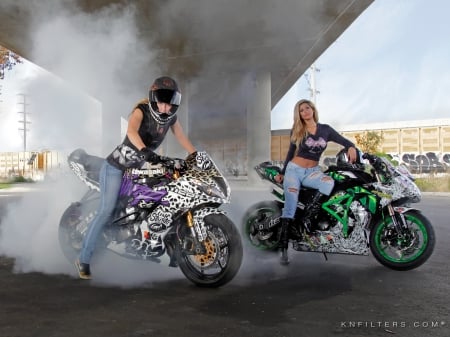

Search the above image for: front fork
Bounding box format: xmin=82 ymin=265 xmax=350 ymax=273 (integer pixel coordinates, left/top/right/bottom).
xmin=183 ymin=207 xmax=225 ymax=255
xmin=374 ymin=172 xmax=408 ymax=236
xmin=183 ymin=211 xmax=206 ymax=255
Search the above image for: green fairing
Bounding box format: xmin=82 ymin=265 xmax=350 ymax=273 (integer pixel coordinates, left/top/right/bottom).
xmin=264 ymin=167 xmax=285 ymax=201
xmin=352 ymin=186 xmax=378 ymax=213
xmin=266 ymin=167 xmax=279 ymax=180
xmin=271 ymin=189 xmax=284 ymax=201
xmin=328 ymin=171 xmax=346 ymax=182
xmin=322 ymin=186 xmax=379 ymax=237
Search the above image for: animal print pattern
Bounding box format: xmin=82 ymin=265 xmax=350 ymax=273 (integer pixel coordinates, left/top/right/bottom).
xmin=69 ymin=151 xmax=230 ymax=258
xmin=68 ymin=161 xmax=100 ymax=191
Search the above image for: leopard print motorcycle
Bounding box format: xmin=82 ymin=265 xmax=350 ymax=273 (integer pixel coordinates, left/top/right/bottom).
xmin=59 ymin=150 xmax=243 ymax=287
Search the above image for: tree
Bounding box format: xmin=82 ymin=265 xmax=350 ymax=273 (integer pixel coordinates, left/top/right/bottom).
xmin=0 ymin=45 xmax=22 ymax=80
xmin=355 ymin=131 xmax=384 ymax=153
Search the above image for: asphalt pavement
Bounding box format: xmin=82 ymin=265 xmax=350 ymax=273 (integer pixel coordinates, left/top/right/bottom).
xmin=0 ymin=183 xmax=449 ymax=337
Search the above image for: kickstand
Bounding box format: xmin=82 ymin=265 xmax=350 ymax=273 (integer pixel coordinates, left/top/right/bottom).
xmin=322 ymin=252 xmax=328 ymax=261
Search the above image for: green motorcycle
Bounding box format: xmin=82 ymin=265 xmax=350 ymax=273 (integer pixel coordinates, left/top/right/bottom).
xmin=243 ymin=150 xmax=435 ymax=270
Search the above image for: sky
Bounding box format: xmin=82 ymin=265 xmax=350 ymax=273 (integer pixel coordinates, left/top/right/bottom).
xmin=271 ymin=0 xmax=450 ymax=130
xmin=0 ymin=63 xmax=102 ymax=153
xmin=1 ymin=0 xmax=450 ymax=152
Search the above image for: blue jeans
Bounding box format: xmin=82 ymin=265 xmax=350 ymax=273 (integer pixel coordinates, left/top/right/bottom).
xmin=79 ymin=160 xmax=123 ymax=264
xmin=282 ymin=161 xmax=334 ymax=219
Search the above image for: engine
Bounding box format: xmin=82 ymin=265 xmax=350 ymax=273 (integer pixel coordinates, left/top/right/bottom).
xmin=293 ymin=200 xmax=371 ymax=255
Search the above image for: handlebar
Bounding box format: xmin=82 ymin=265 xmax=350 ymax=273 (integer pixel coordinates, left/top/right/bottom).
xmin=362 ymin=153 xmax=379 ymax=165
xmin=159 ymin=156 xmax=187 ymax=171
xmin=362 ymin=153 xmax=387 ymax=173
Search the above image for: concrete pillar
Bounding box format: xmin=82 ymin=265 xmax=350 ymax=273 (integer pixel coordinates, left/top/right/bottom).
xmin=247 ymin=71 xmax=271 ymax=185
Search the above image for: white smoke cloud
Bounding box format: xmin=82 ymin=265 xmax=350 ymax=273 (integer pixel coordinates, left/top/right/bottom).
xmin=0 ymin=176 xmax=187 ymax=287
xmin=0 ymin=175 xmax=287 ymax=287
xmin=29 ymin=3 xmax=153 ymax=98
xmin=0 ymin=178 xmax=82 ymax=274
xmin=0 ymin=1 xmax=175 ymax=287
xmin=0 ymin=0 xmax=303 ymax=287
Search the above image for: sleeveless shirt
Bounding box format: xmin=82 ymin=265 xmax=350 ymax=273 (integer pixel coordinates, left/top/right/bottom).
xmin=106 ymin=103 xmax=177 ymax=170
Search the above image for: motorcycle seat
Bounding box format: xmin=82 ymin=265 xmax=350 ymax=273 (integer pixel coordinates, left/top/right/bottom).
xmin=68 ymin=148 xmax=104 ymax=183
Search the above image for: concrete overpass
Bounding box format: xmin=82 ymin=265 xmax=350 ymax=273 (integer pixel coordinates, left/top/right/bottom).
xmin=0 ymin=0 xmax=373 ymax=180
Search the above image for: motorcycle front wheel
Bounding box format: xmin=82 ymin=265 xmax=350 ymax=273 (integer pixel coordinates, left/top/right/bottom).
xmin=370 ymin=210 xmax=435 ymax=271
xmin=176 ymin=214 xmax=243 ymax=288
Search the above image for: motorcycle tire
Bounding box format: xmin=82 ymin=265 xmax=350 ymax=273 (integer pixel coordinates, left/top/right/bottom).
xmin=58 ymin=199 xmax=99 ymax=262
xmin=242 ymin=201 xmax=282 ymax=251
xmin=176 ymin=213 xmax=243 ymax=288
xmin=370 ymin=210 xmax=435 ymax=271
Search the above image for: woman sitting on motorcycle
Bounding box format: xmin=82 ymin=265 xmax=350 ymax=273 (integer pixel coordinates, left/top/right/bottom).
xmin=75 ymin=76 xmax=196 ymax=279
xmin=274 ymin=99 xmax=357 ymax=265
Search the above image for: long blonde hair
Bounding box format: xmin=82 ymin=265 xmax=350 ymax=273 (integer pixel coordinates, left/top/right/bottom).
xmin=291 ymin=99 xmax=319 ymax=146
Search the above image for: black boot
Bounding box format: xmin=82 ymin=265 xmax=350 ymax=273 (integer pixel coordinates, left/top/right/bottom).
xmin=279 ymin=218 xmax=292 ymax=265
xmin=302 ymin=192 xmax=326 ymax=233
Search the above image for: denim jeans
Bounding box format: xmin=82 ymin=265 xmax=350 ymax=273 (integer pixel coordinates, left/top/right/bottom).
xmin=281 ymin=161 xmax=334 ymax=219
xmin=79 ymin=160 xmax=123 ymax=264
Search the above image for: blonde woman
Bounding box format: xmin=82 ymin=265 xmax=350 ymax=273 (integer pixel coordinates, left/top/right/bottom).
xmin=275 ymin=99 xmax=357 ymax=265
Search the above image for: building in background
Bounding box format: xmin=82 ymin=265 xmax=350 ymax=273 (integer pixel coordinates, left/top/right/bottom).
xmin=2 ymin=118 xmax=449 ymax=180
xmin=0 ymin=150 xmax=62 ymax=180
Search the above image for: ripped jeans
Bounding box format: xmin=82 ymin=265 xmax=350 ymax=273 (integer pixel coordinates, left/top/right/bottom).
xmin=281 ymin=161 xmax=334 ymax=219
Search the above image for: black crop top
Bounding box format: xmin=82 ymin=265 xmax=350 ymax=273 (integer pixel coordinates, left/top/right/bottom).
xmin=281 ymin=123 xmax=354 ymax=174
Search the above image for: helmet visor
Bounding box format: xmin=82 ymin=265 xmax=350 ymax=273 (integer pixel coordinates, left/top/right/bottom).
xmin=152 ymin=89 xmax=181 ymax=106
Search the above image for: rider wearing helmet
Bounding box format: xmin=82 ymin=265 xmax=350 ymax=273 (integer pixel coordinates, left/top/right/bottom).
xmin=108 ymin=76 xmax=189 ymax=168
xmin=75 ymin=76 xmax=196 ymax=280
xmin=148 ymin=76 xmax=181 ymax=124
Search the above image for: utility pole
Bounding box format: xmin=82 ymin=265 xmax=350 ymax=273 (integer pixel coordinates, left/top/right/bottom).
xmin=17 ymin=93 xmax=31 ymax=176
xmin=305 ymin=62 xmax=320 ymax=104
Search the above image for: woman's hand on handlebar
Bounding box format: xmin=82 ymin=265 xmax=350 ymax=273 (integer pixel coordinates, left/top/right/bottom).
xmin=160 ymin=157 xmax=186 ymax=170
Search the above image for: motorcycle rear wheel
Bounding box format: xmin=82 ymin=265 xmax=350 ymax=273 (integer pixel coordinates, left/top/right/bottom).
xmin=242 ymin=201 xmax=281 ymax=251
xmin=370 ymin=210 xmax=435 ymax=271
xmin=58 ymin=199 xmax=99 ymax=262
xmin=176 ymin=214 xmax=243 ymax=288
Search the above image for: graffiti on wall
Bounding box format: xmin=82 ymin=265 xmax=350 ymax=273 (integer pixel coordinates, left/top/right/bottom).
xmin=322 ymin=152 xmax=449 ymax=174
xmin=401 ymin=152 xmax=449 ymax=174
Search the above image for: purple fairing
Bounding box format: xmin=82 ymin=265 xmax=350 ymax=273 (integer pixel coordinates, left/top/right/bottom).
xmin=119 ymin=174 xmax=169 ymax=207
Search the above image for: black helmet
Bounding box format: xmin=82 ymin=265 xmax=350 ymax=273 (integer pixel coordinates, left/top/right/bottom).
xmin=148 ymin=76 xmax=181 ymax=124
